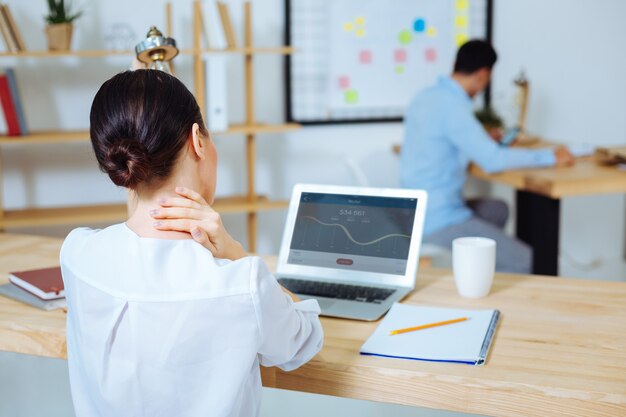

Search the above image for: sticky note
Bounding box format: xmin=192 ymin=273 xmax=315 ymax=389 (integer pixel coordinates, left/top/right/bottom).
xmin=455 ymin=0 xmax=469 ymax=11
xmin=425 ymin=48 xmax=437 ymax=62
xmin=413 ymin=18 xmax=426 ymax=33
xmin=394 ymin=49 xmax=407 ymax=63
xmin=398 ymin=29 xmax=412 ymax=45
xmin=455 ymin=15 xmax=468 ymax=28
xmin=344 ymin=22 xmax=354 ymax=32
xmin=359 ymin=50 xmax=372 ymax=64
xmin=345 ymin=89 xmax=358 ymax=104
xmin=355 ymin=16 xmax=365 ymax=26
xmin=427 ymin=26 xmax=437 ymax=37
xmin=455 ymin=32 xmax=469 ymax=46
xmin=338 ymin=76 xmax=350 ymax=90
xmin=356 ymin=28 xmax=366 ymax=37
xmin=395 ymin=66 xmax=405 ymax=74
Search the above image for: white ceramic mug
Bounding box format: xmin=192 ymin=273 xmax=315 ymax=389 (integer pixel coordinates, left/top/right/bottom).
xmin=452 ymin=237 xmax=496 ymax=298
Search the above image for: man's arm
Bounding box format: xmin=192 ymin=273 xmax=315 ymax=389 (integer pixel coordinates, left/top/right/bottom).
xmin=446 ymin=105 xmax=573 ymax=173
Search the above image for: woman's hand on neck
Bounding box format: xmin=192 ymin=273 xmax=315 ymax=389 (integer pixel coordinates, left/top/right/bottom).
xmin=125 ymin=130 xmax=216 ymax=240
xmin=126 ymin=174 xmax=204 ymax=240
xmin=126 ymin=191 xmax=191 ymax=239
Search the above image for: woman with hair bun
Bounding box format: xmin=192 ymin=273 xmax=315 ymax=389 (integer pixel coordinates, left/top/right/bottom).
xmin=60 ymin=69 xmax=323 ymax=417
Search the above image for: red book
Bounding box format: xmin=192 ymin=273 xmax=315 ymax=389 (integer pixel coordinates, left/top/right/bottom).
xmin=0 ymin=71 xmax=20 ymax=136
xmin=9 ymin=266 xmax=64 ymax=300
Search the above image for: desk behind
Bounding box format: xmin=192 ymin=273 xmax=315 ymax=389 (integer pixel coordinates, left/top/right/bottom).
xmin=1 ymin=233 xmax=625 ymax=417
xmin=469 ymin=157 xmax=626 ymax=199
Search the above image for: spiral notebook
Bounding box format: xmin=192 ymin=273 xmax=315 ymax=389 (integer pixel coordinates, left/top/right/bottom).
xmin=360 ymin=303 xmax=500 ymax=365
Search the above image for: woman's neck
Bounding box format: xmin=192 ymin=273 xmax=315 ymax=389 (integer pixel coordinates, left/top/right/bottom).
xmin=126 ymin=185 xmax=192 ymax=240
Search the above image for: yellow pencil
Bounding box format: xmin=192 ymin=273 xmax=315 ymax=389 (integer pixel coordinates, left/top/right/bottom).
xmin=389 ymin=317 xmax=469 ymax=335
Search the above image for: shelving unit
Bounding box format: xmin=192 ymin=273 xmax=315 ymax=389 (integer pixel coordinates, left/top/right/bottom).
xmin=0 ymin=46 xmax=295 ymax=58
xmin=0 ymin=1 xmax=298 ymax=252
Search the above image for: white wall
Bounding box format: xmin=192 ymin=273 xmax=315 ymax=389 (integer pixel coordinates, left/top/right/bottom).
xmin=2 ymin=1 xmax=626 ymax=416
xmin=5 ymin=0 xmax=625 ymax=268
xmin=4 ymin=1 xmax=625 ymax=269
xmin=489 ymin=0 xmax=626 ymax=271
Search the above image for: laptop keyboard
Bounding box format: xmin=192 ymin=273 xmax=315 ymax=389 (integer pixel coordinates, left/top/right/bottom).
xmin=278 ymin=278 xmax=396 ymax=304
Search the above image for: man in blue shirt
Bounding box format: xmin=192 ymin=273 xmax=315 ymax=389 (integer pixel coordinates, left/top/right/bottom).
xmin=400 ymin=40 xmax=574 ymax=273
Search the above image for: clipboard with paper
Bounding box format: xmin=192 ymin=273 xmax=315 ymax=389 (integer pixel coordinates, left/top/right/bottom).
xmin=360 ymin=303 xmax=500 ymax=365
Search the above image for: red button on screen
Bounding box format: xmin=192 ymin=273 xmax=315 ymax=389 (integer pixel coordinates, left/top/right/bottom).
xmin=336 ymin=258 xmax=354 ymax=265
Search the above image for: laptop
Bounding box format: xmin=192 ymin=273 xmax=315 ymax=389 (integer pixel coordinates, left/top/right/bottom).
xmin=276 ymin=184 xmax=428 ymax=321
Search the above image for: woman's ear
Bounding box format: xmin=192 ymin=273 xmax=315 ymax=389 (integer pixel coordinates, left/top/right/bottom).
xmin=190 ymin=123 xmax=205 ymax=160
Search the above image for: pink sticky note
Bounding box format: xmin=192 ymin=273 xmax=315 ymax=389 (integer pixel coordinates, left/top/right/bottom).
xmin=394 ymin=49 xmax=407 ymax=63
xmin=425 ymin=48 xmax=437 ymax=62
xmin=359 ymin=50 xmax=372 ymax=64
xmin=338 ymin=76 xmax=350 ymax=90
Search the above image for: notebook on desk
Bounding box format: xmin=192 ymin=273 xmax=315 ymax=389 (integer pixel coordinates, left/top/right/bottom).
xmin=360 ymin=303 xmax=500 ymax=365
xmin=0 ymin=283 xmax=66 ymax=311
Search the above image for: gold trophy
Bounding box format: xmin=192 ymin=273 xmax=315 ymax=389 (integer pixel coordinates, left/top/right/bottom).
xmin=135 ymin=26 xmax=178 ymax=74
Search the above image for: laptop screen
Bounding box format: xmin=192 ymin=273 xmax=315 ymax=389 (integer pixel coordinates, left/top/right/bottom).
xmin=287 ymin=192 xmax=417 ymax=275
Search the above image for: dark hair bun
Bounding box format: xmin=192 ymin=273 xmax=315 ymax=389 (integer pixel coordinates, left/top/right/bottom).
xmin=90 ymin=70 xmax=208 ymax=190
xmin=102 ymin=139 xmax=150 ymax=188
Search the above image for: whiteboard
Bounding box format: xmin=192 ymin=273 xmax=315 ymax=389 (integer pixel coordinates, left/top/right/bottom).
xmin=286 ymin=0 xmax=491 ymax=124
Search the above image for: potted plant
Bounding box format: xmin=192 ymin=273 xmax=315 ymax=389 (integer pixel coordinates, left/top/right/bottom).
xmin=44 ymin=0 xmax=82 ymax=51
xmin=475 ymin=106 xmax=504 ymax=142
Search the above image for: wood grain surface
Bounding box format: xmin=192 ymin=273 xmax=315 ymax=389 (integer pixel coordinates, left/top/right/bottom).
xmin=1 ymin=233 xmax=624 ymax=416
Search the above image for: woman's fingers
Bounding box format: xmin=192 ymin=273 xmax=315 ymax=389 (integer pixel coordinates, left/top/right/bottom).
xmin=152 ymin=219 xmax=193 ymax=233
xmin=191 ymin=227 xmax=218 ymax=255
xmin=150 ymin=207 xmax=205 ymax=220
xmin=175 ymin=186 xmax=211 ymax=208
xmin=158 ymin=197 xmax=202 ymax=210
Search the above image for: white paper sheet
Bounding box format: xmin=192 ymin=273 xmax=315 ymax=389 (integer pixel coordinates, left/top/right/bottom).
xmin=360 ymin=303 xmax=497 ymax=363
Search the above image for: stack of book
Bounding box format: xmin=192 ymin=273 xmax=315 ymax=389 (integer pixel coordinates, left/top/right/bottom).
xmin=0 ymin=67 xmax=27 ymax=136
xmin=0 ymin=3 xmax=26 ymax=52
xmin=0 ymin=266 xmax=66 ymax=311
xmin=202 ymin=0 xmax=237 ymax=49
xmin=200 ymin=1 xmax=240 ymax=132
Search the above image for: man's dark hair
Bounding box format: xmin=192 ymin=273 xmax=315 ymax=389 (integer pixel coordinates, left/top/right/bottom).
xmin=453 ymin=40 xmax=497 ymax=74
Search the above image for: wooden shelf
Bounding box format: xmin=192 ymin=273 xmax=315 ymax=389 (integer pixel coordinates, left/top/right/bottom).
xmin=223 ymin=123 xmax=300 ymax=135
xmin=0 ymin=124 xmax=300 ymax=144
xmin=1 ymin=196 xmax=288 ymax=229
xmin=185 ymin=46 xmax=295 ymax=55
xmin=0 ymin=131 xmax=90 ymax=144
xmin=0 ymin=3 xmax=297 ymax=251
xmin=0 ymin=50 xmax=134 ymax=58
xmin=0 ymin=46 xmax=294 ymax=59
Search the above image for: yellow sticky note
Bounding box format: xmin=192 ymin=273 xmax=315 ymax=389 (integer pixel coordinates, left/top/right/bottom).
xmin=455 ymin=32 xmax=469 ymax=46
xmin=398 ymin=29 xmax=412 ymax=45
xmin=355 ymin=16 xmax=365 ymax=26
xmin=356 ymin=28 xmax=366 ymax=37
xmin=427 ymin=26 xmax=437 ymax=37
xmin=455 ymin=15 xmax=468 ymax=28
xmin=455 ymin=0 xmax=469 ymax=11
xmin=345 ymin=89 xmax=358 ymax=104
xmin=344 ymin=22 xmax=354 ymax=32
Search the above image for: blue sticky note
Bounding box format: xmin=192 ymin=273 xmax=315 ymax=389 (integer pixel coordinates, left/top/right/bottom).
xmin=413 ymin=18 xmax=426 ymax=32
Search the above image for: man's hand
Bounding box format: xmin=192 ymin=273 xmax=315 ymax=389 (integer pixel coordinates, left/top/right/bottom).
xmin=554 ymin=146 xmax=575 ymax=167
xmin=487 ymin=126 xmax=504 ymax=143
xmin=150 ymin=187 xmax=248 ymax=261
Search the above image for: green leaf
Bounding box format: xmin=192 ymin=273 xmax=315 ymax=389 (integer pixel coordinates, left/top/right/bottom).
xmin=45 ymin=0 xmax=82 ymax=24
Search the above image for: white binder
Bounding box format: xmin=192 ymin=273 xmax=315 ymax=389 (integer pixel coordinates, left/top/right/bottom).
xmin=204 ymin=55 xmax=228 ymax=132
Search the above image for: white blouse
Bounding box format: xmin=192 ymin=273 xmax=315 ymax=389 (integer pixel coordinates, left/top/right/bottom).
xmin=60 ymin=224 xmax=323 ymax=417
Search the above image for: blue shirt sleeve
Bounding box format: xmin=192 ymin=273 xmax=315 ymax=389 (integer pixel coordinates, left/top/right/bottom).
xmin=446 ymin=103 xmax=556 ymax=174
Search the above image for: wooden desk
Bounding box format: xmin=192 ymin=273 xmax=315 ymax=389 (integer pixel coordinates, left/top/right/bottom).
xmin=470 ymin=158 xmax=626 ymax=275
xmin=1 ymin=233 xmax=625 ymax=416
xmin=393 ymin=141 xmax=626 ymax=275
